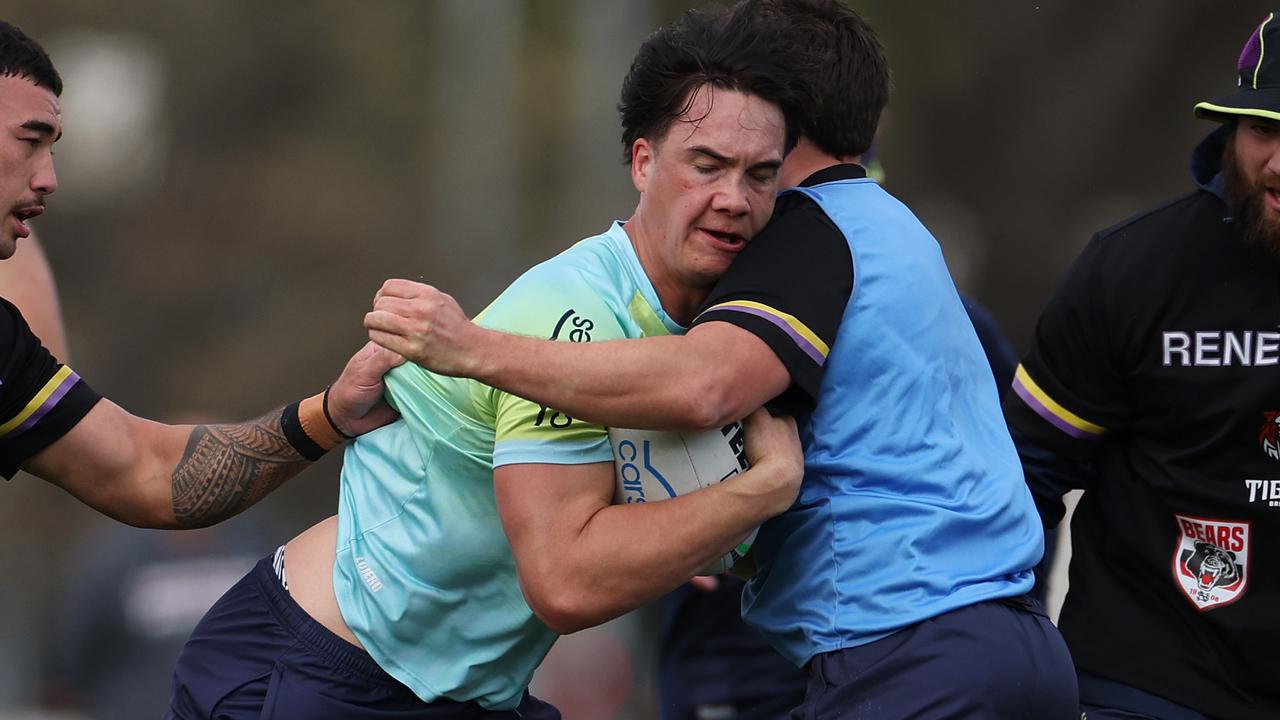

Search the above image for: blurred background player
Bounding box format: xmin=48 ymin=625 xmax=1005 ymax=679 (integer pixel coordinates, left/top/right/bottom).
xmin=167 ymin=8 xmax=805 ymax=719
xmin=1004 ymin=10 xmax=1280 ymax=720
xmin=43 ymin=513 xmax=268 ymax=719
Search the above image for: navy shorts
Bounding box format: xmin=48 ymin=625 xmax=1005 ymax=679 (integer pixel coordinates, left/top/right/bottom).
xmin=167 ymin=555 xmax=560 ymax=720
xmin=791 ymin=596 xmax=1079 ymax=720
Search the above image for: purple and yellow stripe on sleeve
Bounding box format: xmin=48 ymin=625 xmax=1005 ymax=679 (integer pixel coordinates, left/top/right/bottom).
xmin=1012 ymin=364 xmax=1106 ymax=440
xmin=698 ymin=300 xmax=829 ymax=366
xmin=0 ymin=366 xmax=81 ymax=439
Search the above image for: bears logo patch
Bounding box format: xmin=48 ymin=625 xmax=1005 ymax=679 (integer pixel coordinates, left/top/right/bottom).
xmin=1172 ymin=514 xmax=1249 ymax=611
xmin=1260 ymin=411 xmax=1280 ymax=460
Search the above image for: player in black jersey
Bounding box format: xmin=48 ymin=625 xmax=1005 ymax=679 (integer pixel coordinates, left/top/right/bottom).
xmin=0 ymin=235 xmax=69 ymax=360
xmin=1004 ymin=11 xmax=1280 ymax=720
xmin=0 ymin=21 xmax=399 ymax=529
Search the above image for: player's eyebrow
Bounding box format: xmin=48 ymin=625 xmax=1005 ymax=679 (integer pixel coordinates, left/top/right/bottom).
xmin=689 ymin=146 xmax=733 ymax=164
xmin=21 ymin=120 xmax=62 ymax=142
xmin=690 ymin=145 xmax=781 ymax=171
xmin=748 ymin=157 xmax=782 ymax=173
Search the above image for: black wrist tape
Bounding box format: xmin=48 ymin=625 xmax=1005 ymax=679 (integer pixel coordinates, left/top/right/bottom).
xmin=281 ymin=401 xmax=327 ymax=461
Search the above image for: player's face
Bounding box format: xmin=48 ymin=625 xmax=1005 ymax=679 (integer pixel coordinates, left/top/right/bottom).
xmin=629 ymin=86 xmax=785 ymax=301
xmin=0 ymin=74 xmax=60 ymax=259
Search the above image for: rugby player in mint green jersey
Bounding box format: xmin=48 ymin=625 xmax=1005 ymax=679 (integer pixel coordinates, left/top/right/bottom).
xmin=167 ymin=8 xmax=806 ymax=719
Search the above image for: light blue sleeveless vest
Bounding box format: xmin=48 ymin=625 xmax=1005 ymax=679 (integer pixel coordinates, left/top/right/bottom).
xmin=742 ymin=178 xmax=1042 ymax=666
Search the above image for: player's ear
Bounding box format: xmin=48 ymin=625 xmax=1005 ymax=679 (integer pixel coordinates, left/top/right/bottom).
xmin=630 ymin=137 xmax=654 ymax=194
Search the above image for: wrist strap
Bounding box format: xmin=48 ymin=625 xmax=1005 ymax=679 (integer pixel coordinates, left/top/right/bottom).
xmin=281 ymin=392 xmax=348 ymax=461
xmin=323 ymin=386 xmax=357 ymax=439
xmin=300 ymin=392 xmax=347 ymax=449
xmin=281 ymin=401 xmax=327 ymax=461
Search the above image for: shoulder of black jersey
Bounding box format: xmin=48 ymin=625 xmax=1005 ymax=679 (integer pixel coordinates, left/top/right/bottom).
xmin=694 ymin=190 xmax=854 ymax=410
xmin=0 ymin=297 xmax=32 ymax=362
xmin=1073 ymin=190 xmax=1227 ymax=278
xmin=0 ymin=296 xmax=23 ymax=329
xmin=1094 ymin=190 xmax=1222 ymax=245
xmin=773 ymin=188 xmax=836 ymax=222
xmin=751 ymin=191 xmax=844 ymax=252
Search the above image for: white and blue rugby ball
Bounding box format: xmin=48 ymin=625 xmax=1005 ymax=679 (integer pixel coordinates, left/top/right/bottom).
xmin=610 ymin=422 xmax=756 ymax=575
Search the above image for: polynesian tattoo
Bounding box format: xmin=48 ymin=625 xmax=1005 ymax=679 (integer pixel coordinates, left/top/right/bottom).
xmin=170 ymin=408 xmax=310 ymax=527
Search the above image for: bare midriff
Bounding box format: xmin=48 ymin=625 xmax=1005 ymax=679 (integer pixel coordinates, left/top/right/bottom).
xmin=283 ymin=515 xmax=364 ymax=649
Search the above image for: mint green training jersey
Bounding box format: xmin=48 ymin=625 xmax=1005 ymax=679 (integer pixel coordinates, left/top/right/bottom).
xmin=332 ymin=222 xmax=683 ymax=710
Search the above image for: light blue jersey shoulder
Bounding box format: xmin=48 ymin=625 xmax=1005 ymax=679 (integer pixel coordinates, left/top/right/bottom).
xmin=742 ymin=180 xmax=1042 ymax=667
xmin=332 ymin=222 xmax=681 ymax=709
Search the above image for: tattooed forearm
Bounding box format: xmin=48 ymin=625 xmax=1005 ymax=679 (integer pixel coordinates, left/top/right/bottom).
xmin=170 ymin=408 xmax=312 ymax=528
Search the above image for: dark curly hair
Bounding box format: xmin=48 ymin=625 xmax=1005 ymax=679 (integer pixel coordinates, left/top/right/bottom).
xmin=734 ymin=0 xmax=889 ymax=158
xmin=618 ymin=5 xmax=799 ymax=162
xmin=0 ymin=21 xmax=61 ymax=95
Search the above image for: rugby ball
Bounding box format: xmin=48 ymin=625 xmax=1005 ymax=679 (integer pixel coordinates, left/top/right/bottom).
xmin=610 ymin=422 xmax=756 ymax=575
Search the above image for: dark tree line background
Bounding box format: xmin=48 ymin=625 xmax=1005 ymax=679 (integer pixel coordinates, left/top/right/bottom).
xmin=0 ymin=1 xmax=1271 ymax=717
